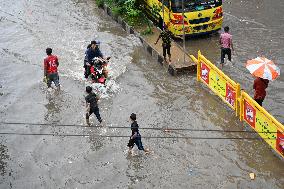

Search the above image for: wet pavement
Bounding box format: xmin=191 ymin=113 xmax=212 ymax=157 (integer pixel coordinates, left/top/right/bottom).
xmin=0 ymin=0 xmax=283 ymax=188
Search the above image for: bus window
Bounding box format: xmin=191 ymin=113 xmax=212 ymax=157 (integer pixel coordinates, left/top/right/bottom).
xmin=170 ymin=0 xmax=222 ymax=13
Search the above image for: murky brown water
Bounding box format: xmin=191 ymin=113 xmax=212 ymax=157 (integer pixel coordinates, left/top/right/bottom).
xmin=0 ymin=0 xmax=283 ymax=188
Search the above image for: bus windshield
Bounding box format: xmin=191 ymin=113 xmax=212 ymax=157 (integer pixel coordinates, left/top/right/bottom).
xmin=171 ymin=0 xmax=222 ymax=13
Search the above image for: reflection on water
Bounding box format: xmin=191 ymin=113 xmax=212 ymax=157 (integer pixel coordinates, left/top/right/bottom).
xmin=88 ymin=129 xmax=106 ymax=151
xmin=44 ymin=92 xmax=62 ymax=123
xmin=126 ymin=155 xmax=147 ymax=188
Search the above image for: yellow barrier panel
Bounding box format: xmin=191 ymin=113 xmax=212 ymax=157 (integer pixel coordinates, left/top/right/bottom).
xmin=240 ymin=91 xmax=284 ymax=158
xmin=194 ymin=51 xmax=284 ymax=159
xmin=196 ymin=51 xmax=240 ymax=112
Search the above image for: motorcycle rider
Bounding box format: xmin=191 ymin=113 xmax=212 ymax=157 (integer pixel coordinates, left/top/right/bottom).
xmin=84 ymin=40 xmax=104 ymax=79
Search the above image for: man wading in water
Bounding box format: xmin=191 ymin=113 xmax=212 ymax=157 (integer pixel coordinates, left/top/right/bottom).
xmin=220 ymin=26 xmax=234 ymax=69
xmin=127 ymin=113 xmax=149 ymax=155
xmin=43 ymin=48 xmax=60 ymax=91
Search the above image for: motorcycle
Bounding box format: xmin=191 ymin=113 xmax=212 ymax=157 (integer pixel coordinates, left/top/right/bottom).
xmin=90 ymin=57 xmax=110 ymax=85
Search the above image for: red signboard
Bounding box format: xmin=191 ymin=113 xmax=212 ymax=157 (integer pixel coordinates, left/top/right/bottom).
xmin=225 ymin=84 xmax=236 ymax=108
xmin=200 ymin=62 xmax=210 ymax=85
xmin=244 ymin=100 xmax=256 ymax=128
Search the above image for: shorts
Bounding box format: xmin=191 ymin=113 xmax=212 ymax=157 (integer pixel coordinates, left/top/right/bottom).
xmin=221 ymin=48 xmax=231 ymax=64
xmin=127 ymin=136 xmax=144 ymax=150
xmin=47 ymin=72 xmax=60 ymax=88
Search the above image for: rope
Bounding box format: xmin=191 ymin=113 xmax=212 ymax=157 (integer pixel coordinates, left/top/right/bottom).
xmin=0 ymin=122 xmax=281 ymax=134
xmin=0 ymin=132 xmax=277 ymax=140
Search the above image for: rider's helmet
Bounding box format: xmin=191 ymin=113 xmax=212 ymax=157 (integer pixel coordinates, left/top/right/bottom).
xmin=95 ymin=40 xmax=101 ymax=48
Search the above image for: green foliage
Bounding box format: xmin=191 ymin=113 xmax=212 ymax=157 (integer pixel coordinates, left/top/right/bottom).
xmin=112 ymin=6 xmax=124 ymax=16
xmin=95 ymin=0 xmax=104 ymax=7
xmin=124 ymin=0 xmax=140 ymax=16
xmin=141 ymin=26 xmax=153 ymax=36
xmin=151 ymin=4 xmax=161 ymax=19
xmin=95 ymin=0 xmax=153 ymax=34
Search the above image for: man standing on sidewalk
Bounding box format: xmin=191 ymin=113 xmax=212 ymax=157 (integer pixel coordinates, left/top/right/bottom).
xmin=155 ymin=26 xmax=173 ymax=63
xmin=220 ymin=26 xmax=234 ymax=69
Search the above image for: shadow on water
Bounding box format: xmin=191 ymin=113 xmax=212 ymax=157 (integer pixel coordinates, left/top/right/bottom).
xmin=88 ymin=129 xmax=106 ymax=152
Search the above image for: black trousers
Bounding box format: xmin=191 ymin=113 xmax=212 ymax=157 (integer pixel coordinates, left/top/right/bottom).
xmin=162 ymin=44 xmax=171 ymax=58
xmin=221 ymin=48 xmax=231 ymax=63
xmin=84 ymin=61 xmax=91 ymax=78
xmin=127 ymin=136 xmax=144 ymax=150
xmin=255 ymin=99 xmax=264 ymax=106
xmin=86 ymin=106 xmax=102 ymax=123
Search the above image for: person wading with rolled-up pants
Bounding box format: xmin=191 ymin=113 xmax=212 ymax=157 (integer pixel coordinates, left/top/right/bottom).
xmin=85 ymin=86 xmax=102 ymax=125
xmin=127 ymin=113 xmax=149 ymax=155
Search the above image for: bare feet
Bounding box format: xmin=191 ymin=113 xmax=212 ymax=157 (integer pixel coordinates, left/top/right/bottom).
xmin=128 ymin=149 xmax=133 ymax=156
xmin=144 ymin=148 xmax=150 ymax=154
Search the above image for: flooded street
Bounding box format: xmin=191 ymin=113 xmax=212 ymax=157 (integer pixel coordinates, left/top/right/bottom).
xmin=0 ymin=0 xmax=283 ymax=188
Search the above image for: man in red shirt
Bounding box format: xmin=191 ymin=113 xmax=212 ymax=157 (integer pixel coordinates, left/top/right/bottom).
xmin=44 ymin=48 xmax=60 ymax=91
xmin=253 ymin=77 xmax=269 ymax=106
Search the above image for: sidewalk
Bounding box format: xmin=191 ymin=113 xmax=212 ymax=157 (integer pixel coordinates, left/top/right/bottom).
xmin=137 ymin=26 xmax=196 ymax=75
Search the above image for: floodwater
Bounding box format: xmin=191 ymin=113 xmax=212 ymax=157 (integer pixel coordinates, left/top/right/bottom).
xmin=0 ymin=0 xmax=283 ymax=188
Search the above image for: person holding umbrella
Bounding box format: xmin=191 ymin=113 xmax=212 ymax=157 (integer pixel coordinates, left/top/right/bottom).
xmin=253 ymin=77 xmax=269 ymax=106
xmin=246 ymin=57 xmax=280 ymax=106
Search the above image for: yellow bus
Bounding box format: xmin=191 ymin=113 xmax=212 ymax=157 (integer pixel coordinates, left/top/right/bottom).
xmin=142 ymin=0 xmax=223 ymax=37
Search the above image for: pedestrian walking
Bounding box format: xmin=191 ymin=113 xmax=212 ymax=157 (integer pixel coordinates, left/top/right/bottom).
xmin=127 ymin=113 xmax=149 ymax=155
xmin=155 ymin=26 xmax=173 ymax=63
xmin=220 ymin=26 xmax=234 ymax=69
xmin=253 ymin=77 xmax=269 ymax=106
xmin=85 ymin=86 xmax=102 ymax=125
xmin=43 ymin=48 xmax=60 ymax=91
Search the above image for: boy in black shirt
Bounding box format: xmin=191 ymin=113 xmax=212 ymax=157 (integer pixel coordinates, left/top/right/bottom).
xmin=85 ymin=86 xmax=102 ymax=125
xmin=127 ymin=113 xmax=149 ymax=154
